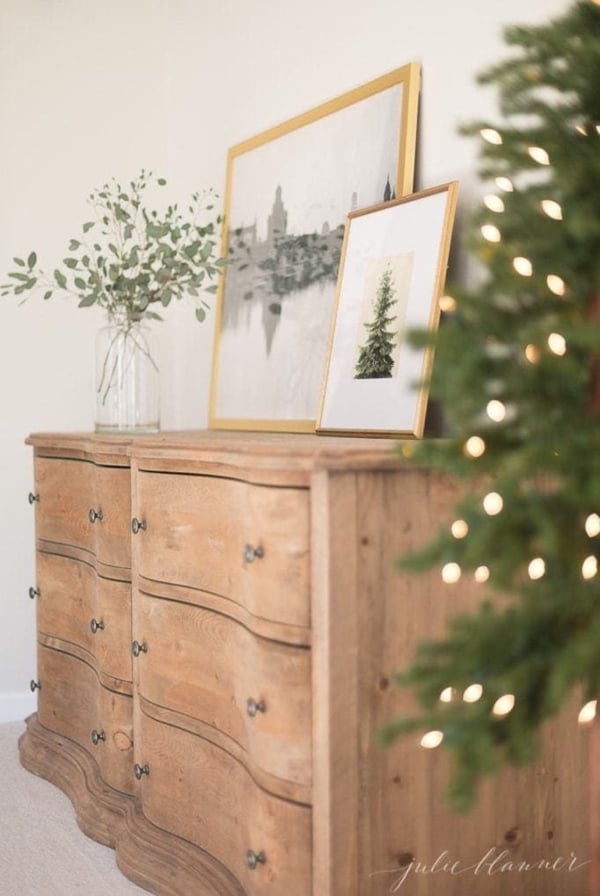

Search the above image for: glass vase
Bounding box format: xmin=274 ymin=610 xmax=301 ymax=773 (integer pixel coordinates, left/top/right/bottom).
xmin=95 ymin=311 xmax=160 ymax=433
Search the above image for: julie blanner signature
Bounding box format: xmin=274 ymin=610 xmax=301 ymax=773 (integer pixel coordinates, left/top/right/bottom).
xmin=370 ymin=847 xmax=590 ymax=892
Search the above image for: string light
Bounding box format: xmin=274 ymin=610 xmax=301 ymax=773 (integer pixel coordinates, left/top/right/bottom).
xmin=527 ymin=146 xmax=550 ymax=165
xmin=442 ymin=562 xmax=462 ymax=584
xmin=548 ymin=333 xmax=566 ymax=356
xmin=439 ymin=294 xmax=457 ymax=313
xmin=495 ymin=176 xmax=514 ymax=192
xmin=484 ymin=194 xmax=505 ymax=213
xmin=541 ymin=199 xmax=563 ymax=220
xmin=451 ymin=519 xmax=469 ymax=539
xmin=481 ymin=224 xmax=501 ymax=242
xmin=585 ymin=513 xmax=600 ymax=537
xmin=528 ymin=558 xmax=546 ymax=580
xmin=486 ymin=399 xmax=506 ymax=422
xmin=483 ymin=492 xmax=503 ymax=515
xmin=493 ymin=694 xmax=515 ymax=716
xmin=421 ymin=730 xmax=444 ymax=749
xmin=463 ymin=684 xmax=483 ymax=703
xmin=578 ymin=700 xmax=597 ymax=725
xmin=440 ymin=687 xmax=455 ymax=703
xmin=513 ymin=256 xmax=533 ymax=276
xmin=481 ymin=128 xmax=503 ymax=145
xmin=464 ymin=436 xmax=486 ymax=458
xmin=582 ymin=555 xmax=598 ymax=579
xmin=546 ymin=274 xmax=566 ymax=296
xmin=474 ymin=565 xmax=490 ymax=583
xmin=525 ymin=344 xmax=540 ymax=363
xmin=575 ymin=124 xmax=588 ymax=136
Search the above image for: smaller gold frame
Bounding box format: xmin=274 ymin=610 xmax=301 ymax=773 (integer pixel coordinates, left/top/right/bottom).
xmin=316 ymin=182 xmax=458 ymax=439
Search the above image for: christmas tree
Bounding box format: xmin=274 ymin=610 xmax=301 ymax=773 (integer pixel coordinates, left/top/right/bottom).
xmin=355 ymin=265 xmax=398 ymax=378
xmin=382 ymin=0 xmax=600 ymax=811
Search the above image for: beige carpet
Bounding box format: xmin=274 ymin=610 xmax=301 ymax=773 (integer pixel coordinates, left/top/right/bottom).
xmin=0 ymin=721 xmax=147 ymax=895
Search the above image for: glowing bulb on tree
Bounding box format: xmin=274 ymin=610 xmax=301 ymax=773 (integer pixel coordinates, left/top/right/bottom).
xmin=442 ymin=562 xmax=462 ymax=584
xmin=527 ymin=146 xmax=550 ymax=165
xmin=451 ymin=519 xmax=469 ymax=539
xmin=493 ymin=694 xmax=515 ymax=717
xmin=480 ymin=128 xmax=503 ymax=145
xmin=464 ymin=435 xmax=486 ymax=458
xmin=547 ymin=274 xmax=566 ymax=296
xmin=421 ymin=730 xmax=444 ymax=749
xmin=486 ymin=399 xmax=506 ymax=422
xmin=474 ymin=565 xmax=490 ymax=583
xmin=484 ymin=194 xmax=505 ymax=213
xmin=548 ymin=333 xmax=567 ymax=356
xmin=481 ymin=224 xmax=501 ymax=243
xmin=495 ymin=176 xmax=514 ymax=192
xmin=528 ymin=558 xmax=546 ymax=580
xmin=585 ymin=513 xmax=600 ymax=537
xmin=541 ymin=199 xmax=563 ymax=220
xmin=579 ymin=701 xmax=597 ymax=725
xmin=439 ymin=295 xmax=457 ymax=313
xmin=483 ymin=492 xmax=503 ymax=515
xmin=440 ymin=687 xmax=455 ymax=703
xmin=463 ymin=684 xmax=483 ymax=703
xmin=513 ymin=256 xmax=533 ymax=276
xmin=582 ymin=556 xmax=598 ymax=579
xmin=525 ymin=344 xmax=540 ymax=364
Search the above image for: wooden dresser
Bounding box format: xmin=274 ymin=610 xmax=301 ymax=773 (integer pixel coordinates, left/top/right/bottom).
xmin=20 ymin=431 xmax=589 ymax=896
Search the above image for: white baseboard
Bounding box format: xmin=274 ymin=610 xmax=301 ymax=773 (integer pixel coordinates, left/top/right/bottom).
xmin=0 ymin=692 xmax=37 ymax=724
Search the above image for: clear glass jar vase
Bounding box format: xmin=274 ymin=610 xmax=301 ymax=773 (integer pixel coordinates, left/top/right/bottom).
xmin=95 ymin=310 xmax=160 ymax=433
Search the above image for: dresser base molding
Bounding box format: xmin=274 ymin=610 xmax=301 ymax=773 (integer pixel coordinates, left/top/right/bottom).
xmin=18 ymin=714 xmax=245 ymax=896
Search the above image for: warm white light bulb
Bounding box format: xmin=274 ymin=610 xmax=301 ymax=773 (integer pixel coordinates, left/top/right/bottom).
xmin=439 ymin=294 xmax=457 ymax=313
xmin=451 ymin=519 xmax=469 ymax=539
xmin=541 ymin=199 xmax=563 ymax=220
xmin=481 ymin=224 xmax=501 ymax=243
xmin=575 ymin=124 xmax=588 ymax=136
xmin=484 ymin=194 xmax=505 ymax=213
xmin=547 ymin=333 xmax=566 ymax=356
xmin=442 ymin=562 xmax=462 ymax=584
xmin=528 ymin=557 xmax=546 ymax=580
xmin=513 ymin=257 xmax=533 ymax=277
xmin=546 ymin=274 xmax=566 ymax=296
xmin=525 ymin=344 xmax=540 ymax=364
xmin=495 ymin=176 xmax=514 ymax=192
xmin=481 ymin=128 xmax=503 ymax=145
xmin=463 ymin=684 xmax=483 ymax=703
xmin=440 ymin=687 xmax=455 ymax=703
xmin=421 ymin=730 xmax=444 ymax=749
xmin=483 ymin=492 xmax=503 ymax=515
xmin=474 ymin=565 xmax=490 ymax=583
xmin=585 ymin=513 xmax=600 ymax=538
xmin=464 ymin=436 xmax=486 ymax=458
xmin=493 ymin=694 xmax=515 ymax=717
xmin=578 ymin=700 xmax=597 ymax=725
xmin=486 ymin=400 xmax=506 ymax=422
xmin=582 ymin=555 xmax=598 ymax=580
xmin=528 ymin=146 xmax=550 ymax=165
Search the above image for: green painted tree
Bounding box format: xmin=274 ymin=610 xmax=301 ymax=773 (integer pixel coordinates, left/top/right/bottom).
xmin=355 ymin=265 xmax=398 ymax=378
xmin=382 ymin=0 xmax=600 ymax=811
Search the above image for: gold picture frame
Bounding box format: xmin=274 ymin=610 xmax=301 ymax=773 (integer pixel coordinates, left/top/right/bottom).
xmin=316 ymin=182 xmax=459 ymax=439
xmin=209 ymin=63 xmax=421 ymax=433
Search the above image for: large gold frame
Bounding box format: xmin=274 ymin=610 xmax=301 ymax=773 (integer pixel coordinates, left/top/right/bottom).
xmin=209 ymin=63 xmax=420 ymax=432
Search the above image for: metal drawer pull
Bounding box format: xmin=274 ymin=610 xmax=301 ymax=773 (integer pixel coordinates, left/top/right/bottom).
xmin=30 ymin=679 xmax=41 ymax=692
xmin=91 ymin=729 xmax=106 ymax=745
xmin=131 ymin=517 xmax=147 ymax=534
xmin=246 ymin=698 xmax=266 ymax=717
xmin=28 ymin=492 xmax=39 ymax=504
xmin=88 ymin=507 xmax=103 ymax=523
xmin=243 ymin=544 xmax=264 ymax=563
xmin=132 ymin=640 xmax=148 ymax=657
xmin=134 ymin=763 xmax=150 ymax=780
xmin=90 ymin=618 xmax=105 ymax=634
xmin=246 ymin=850 xmax=266 ymax=870
xmin=28 ymin=586 xmax=40 ymax=600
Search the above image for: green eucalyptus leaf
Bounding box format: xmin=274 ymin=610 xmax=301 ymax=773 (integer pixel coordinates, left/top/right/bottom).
xmin=9 ymin=272 xmax=30 ymax=281
xmin=78 ymin=295 xmax=96 ymax=307
xmin=63 ymin=258 xmax=78 ymax=269
xmin=43 ymin=290 xmax=53 ymax=300
xmin=54 ymin=270 xmax=67 ymax=289
xmin=82 ymin=222 xmax=95 ymax=233
xmin=205 ymin=284 xmax=218 ymax=294
xmin=27 ymin=252 xmax=37 ymax=269
xmin=69 ymin=240 xmax=81 ymax=251
xmin=12 ymin=257 xmax=25 ymax=267
xmin=74 ymin=278 xmax=87 ymax=290
xmin=195 ymin=307 xmax=206 ymax=322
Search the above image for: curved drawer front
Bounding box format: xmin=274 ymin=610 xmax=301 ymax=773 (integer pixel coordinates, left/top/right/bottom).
xmin=37 ymin=644 xmax=134 ymax=795
xmin=135 ymin=592 xmax=311 ymax=792
xmin=35 ymin=458 xmax=93 ymax=553
xmin=135 ymin=472 xmax=309 ymax=628
xmin=138 ymin=714 xmax=311 ymax=896
xmin=35 ymin=458 xmax=130 ymax=569
xmin=37 ymin=552 xmax=132 ymax=685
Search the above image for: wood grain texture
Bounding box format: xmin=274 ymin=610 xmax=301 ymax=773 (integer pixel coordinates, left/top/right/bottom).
xmin=137 ymin=713 xmax=312 ymax=896
xmin=37 ymin=551 xmax=132 ymax=686
xmin=19 ymin=714 xmax=245 ymax=896
xmin=37 ymin=643 xmax=134 ymax=795
xmin=134 ymin=591 xmax=311 ymax=794
xmin=134 ymin=471 xmax=310 ymax=628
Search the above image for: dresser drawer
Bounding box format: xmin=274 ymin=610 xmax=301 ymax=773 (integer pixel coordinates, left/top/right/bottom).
xmin=34 ymin=457 xmax=130 ymax=569
xmin=37 ymin=644 xmax=134 ymax=795
xmin=37 ymin=552 xmax=132 ymax=686
xmin=134 ymin=472 xmax=309 ymax=628
xmin=135 ymin=591 xmax=311 ymax=795
xmin=137 ymin=713 xmax=311 ymax=896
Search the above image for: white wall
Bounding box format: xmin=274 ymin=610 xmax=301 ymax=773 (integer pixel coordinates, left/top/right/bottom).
xmin=0 ymin=0 xmax=568 ymax=719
